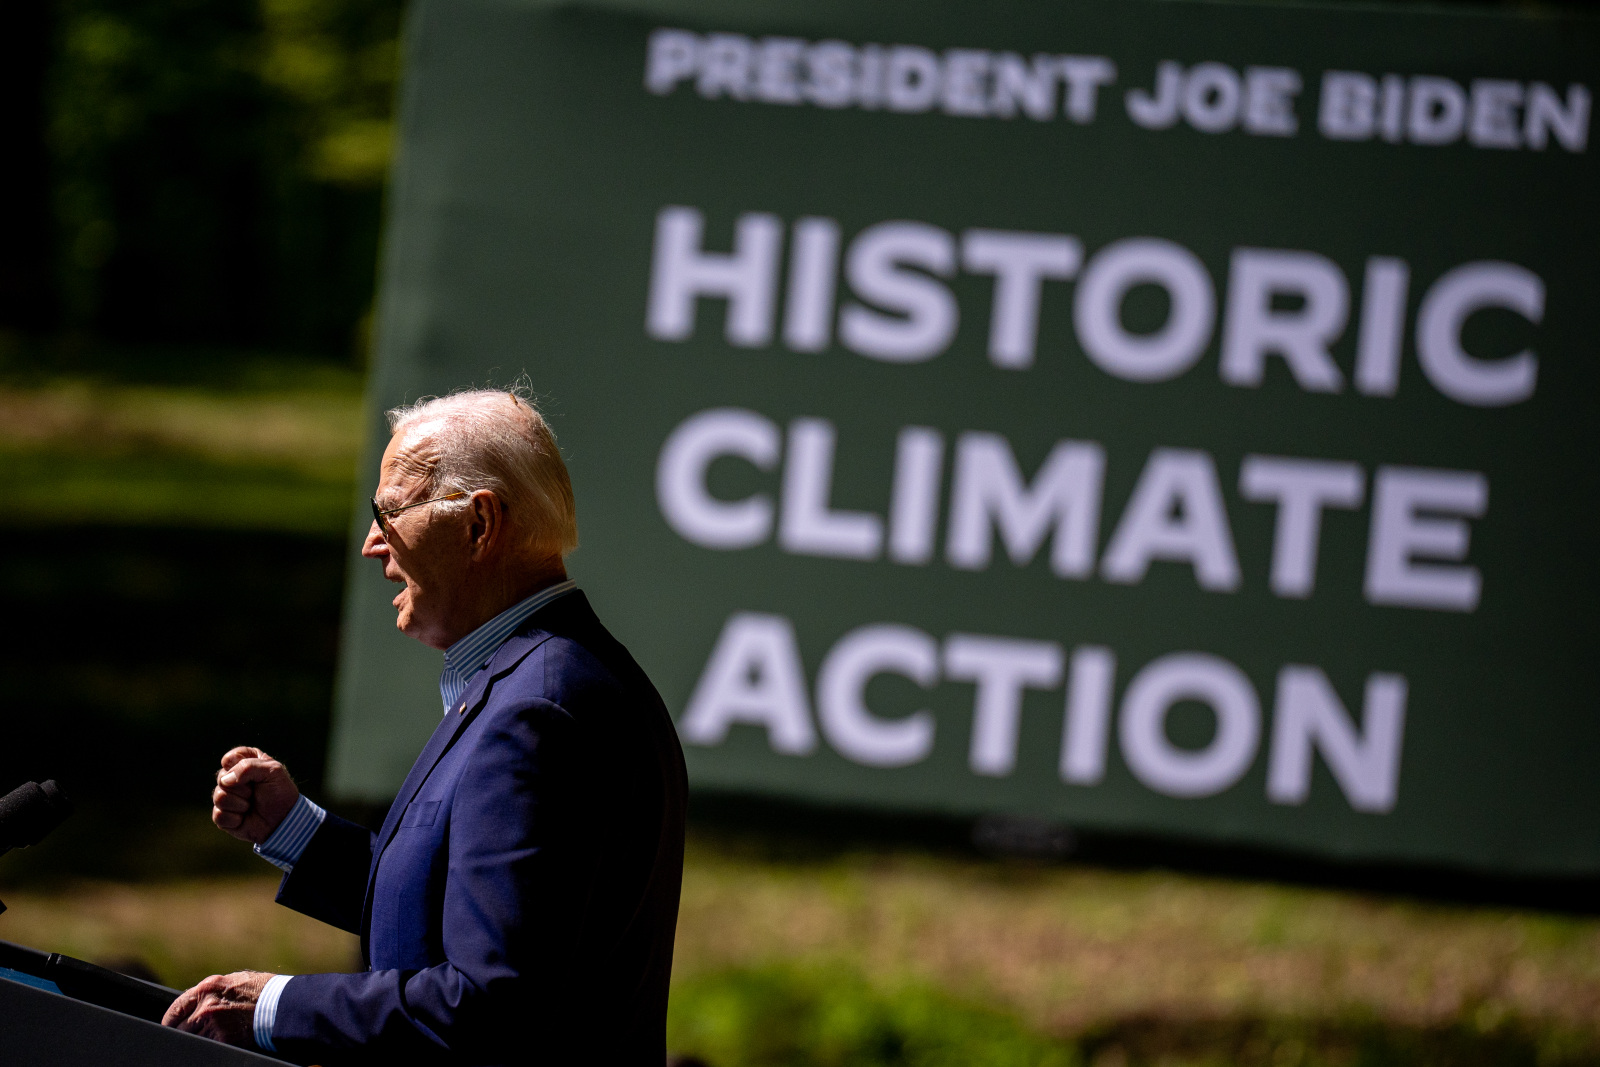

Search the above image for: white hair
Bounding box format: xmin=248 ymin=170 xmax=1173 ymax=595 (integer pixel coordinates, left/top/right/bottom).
xmin=386 ymin=381 xmax=578 ymax=558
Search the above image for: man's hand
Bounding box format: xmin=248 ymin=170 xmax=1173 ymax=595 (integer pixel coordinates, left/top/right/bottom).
xmin=162 ymin=970 xmax=273 ymax=1047
xmin=212 ymin=747 xmax=299 ymax=845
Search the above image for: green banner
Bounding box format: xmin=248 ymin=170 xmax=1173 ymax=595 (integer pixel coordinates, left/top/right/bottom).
xmin=330 ymin=0 xmax=1600 ymax=876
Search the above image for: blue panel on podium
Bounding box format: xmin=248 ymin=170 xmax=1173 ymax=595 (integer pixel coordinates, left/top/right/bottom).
xmin=0 ymin=964 xmax=61 ymax=994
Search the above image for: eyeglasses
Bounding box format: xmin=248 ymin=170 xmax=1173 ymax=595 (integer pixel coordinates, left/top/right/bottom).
xmin=370 ymin=491 xmax=470 ymax=534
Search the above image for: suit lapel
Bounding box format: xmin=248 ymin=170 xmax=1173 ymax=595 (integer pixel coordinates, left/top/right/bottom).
xmin=357 ymin=591 xmax=588 ymax=939
xmin=365 ymin=627 xmax=556 ymax=888
xmin=368 ymin=704 xmax=466 ymax=858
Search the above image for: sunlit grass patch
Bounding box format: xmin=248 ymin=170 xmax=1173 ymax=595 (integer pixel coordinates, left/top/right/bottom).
xmin=666 ymin=962 xmax=1600 ymax=1067
xmin=0 ymin=362 xmax=365 ymax=533
xmin=673 ymin=839 xmax=1600 ymax=1044
xmin=0 ymin=380 xmax=362 ymax=467
xmin=0 ymin=875 xmax=358 ymax=988
xmin=669 ymin=963 xmax=1076 ymax=1067
xmin=0 ymin=448 xmax=357 ymax=534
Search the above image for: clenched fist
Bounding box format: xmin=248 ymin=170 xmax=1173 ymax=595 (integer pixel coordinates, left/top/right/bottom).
xmin=211 ymin=747 xmax=300 ymax=845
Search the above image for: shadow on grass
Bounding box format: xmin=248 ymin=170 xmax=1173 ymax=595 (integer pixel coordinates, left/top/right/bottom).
xmin=686 ymin=793 xmax=1600 ymax=916
xmin=0 ymin=524 xmax=346 ymax=885
xmin=0 ymin=802 xmax=265 ymax=887
xmin=0 ymin=337 xmax=364 ymax=393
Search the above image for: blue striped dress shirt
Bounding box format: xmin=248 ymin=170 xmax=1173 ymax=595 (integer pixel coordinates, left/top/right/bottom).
xmin=250 ymin=578 xmax=579 ymax=1052
xmin=438 ymin=579 xmax=577 ymax=714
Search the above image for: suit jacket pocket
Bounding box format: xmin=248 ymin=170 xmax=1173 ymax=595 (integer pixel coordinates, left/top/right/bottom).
xmin=400 ymin=800 xmax=441 ymax=828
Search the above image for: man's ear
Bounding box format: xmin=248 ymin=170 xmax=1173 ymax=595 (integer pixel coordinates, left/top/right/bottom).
xmin=467 ymin=490 xmax=504 ymax=560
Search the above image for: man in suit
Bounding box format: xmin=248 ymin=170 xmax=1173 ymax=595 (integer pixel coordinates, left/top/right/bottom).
xmin=162 ymin=388 xmax=688 ymax=1064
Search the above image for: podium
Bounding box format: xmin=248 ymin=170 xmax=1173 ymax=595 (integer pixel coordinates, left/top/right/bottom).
xmin=0 ymin=948 xmax=283 ymax=1066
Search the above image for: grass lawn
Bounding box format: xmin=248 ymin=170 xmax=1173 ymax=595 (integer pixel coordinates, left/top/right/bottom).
xmin=672 ymin=840 xmax=1600 ymax=1039
xmin=3 ymin=835 xmax=1597 ymax=1066
xmin=0 ymin=349 xmax=365 ymax=534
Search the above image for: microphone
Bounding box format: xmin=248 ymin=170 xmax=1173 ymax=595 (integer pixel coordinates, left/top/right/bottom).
xmin=0 ymin=780 xmax=74 ymax=855
xmin=0 ymin=780 xmax=73 ymax=917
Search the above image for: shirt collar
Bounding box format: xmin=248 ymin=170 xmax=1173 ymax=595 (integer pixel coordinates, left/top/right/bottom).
xmin=438 ymin=579 xmax=577 ymax=714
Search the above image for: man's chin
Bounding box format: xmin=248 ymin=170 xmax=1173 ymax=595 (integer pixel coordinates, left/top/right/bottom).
xmin=392 ymin=594 xmax=414 ymax=633
xmin=394 ymin=604 xmax=430 ymax=642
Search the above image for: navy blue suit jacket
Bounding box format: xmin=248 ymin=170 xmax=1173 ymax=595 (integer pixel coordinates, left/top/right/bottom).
xmin=269 ymin=592 xmax=688 ymax=1065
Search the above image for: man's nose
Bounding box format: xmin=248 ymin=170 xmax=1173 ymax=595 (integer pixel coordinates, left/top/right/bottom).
xmin=361 ymin=521 xmax=389 ymax=558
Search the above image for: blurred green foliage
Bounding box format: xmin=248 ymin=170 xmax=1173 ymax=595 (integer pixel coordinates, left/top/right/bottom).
xmin=41 ymin=0 xmax=401 ymax=354
xmin=664 ymin=962 xmax=1600 ymax=1067
xmin=669 ymin=964 xmax=1077 ymax=1067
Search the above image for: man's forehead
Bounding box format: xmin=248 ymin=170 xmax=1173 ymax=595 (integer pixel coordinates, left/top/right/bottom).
xmin=376 ymin=428 xmax=440 ymax=496
xmin=387 ymin=424 xmax=446 ymax=463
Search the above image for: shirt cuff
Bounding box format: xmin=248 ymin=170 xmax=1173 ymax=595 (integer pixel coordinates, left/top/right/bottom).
xmin=254 ymin=974 xmax=293 ymax=1052
xmin=253 ymin=795 xmax=326 ymax=872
